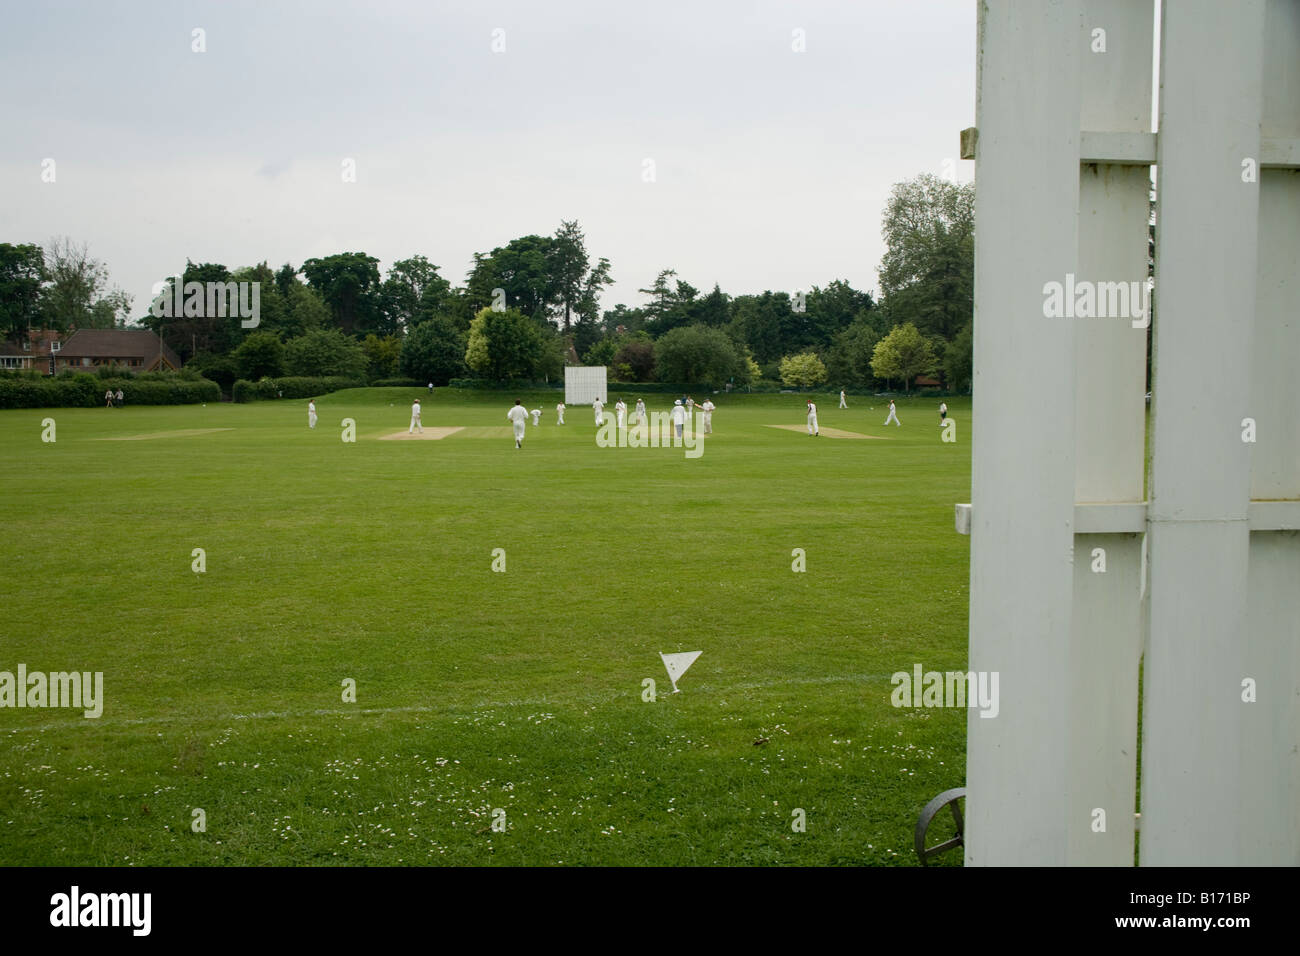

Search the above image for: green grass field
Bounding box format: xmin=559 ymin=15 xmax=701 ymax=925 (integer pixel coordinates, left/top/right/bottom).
xmin=0 ymin=387 xmax=971 ymax=866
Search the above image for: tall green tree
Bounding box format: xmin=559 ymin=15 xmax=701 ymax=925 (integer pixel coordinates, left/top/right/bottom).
xmin=779 ymin=351 xmax=828 ymax=389
xmin=39 ymin=237 xmax=126 ymax=334
xmin=231 ymin=331 xmax=285 ymax=380
xmin=381 ymin=255 xmax=451 ymax=332
xmin=361 ymin=334 xmax=402 ymax=380
xmin=466 ymin=236 xmax=556 ymax=320
xmin=824 ymin=317 xmax=882 ymax=388
xmin=612 ymin=339 xmax=656 ymax=382
xmin=878 ymin=174 xmax=974 ymax=340
xmin=942 ymin=319 xmax=973 ymax=392
xmin=806 ymin=280 xmax=874 ymax=344
xmin=0 ymin=243 xmax=47 ymax=341
xmin=654 ymin=324 xmax=743 ymax=386
xmin=143 ymin=259 xmax=235 ymax=360
xmin=464 ymin=307 xmax=544 ymax=382
xmin=548 ymin=220 xmax=589 ymax=331
xmin=727 ymin=291 xmax=792 ymax=365
xmin=399 ymin=317 xmax=466 ymax=385
xmin=301 ymin=252 xmax=383 ymax=336
xmin=576 ymin=256 xmax=614 ymax=326
xmin=282 ymin=327 xmax=368 ymax=379
xmin=870 ymin=322 xmax=937 ymax=393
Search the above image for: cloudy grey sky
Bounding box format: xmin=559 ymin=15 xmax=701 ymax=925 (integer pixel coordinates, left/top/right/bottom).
xmin=1 ymin=0 xmax=976 ymax=318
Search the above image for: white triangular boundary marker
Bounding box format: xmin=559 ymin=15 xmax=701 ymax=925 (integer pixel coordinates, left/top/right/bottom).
xmin=659 ymin=651 xmax=702 ymax=693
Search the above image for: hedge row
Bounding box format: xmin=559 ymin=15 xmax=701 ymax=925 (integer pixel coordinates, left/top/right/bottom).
xmin=0 ymin=373 xmax=218 ymax=409
xmin=370 ymin=378 xmax=424 ymax=388
xmin=231 ymin=376 xmax=363 ymax=402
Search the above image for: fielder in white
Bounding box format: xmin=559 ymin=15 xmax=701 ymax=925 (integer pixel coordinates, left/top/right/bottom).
xmin=635 ymin=398 xmax=646 ymax=425
xmin=938 ymin=401 xmax=948 ymax=423
xmin=700 ymin=399 xmax=715 ymax=434
xmin=308 ymin=400 xmax=318 ymax=429
xmin=507 ymin=399 xmax=529 ymax=448
xmin=806 ymin=399 xmax=819 ymax=436
xmin=615 ymin=399 xmax=627 ymax=428
xmin=556 ymin=402 xmax=566 ymax=424
xmin=409 ymin=398 xmax=423 ymax=434
xmin=884 ymin=400 xmax=901 ymax=426
xmin=593 ymin=398 xmax=604 ymax=426
xmin=530 ymin=408 xmax=541 ymax=427
xmin=839 ymin=389 xmax=848 ymax=409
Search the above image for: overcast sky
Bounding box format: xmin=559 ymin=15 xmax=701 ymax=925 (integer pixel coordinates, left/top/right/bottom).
xmin=1 ymin=0 xmax=976 ymax=319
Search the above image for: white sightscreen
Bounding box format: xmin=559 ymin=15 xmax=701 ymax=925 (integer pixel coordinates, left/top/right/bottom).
xmin=564 ymin=366 xmax=607 ymax=405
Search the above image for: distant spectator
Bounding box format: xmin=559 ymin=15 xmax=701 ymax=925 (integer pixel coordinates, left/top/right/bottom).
xmin=115 ymin=388 xmax=124 ymax=407
xmin=105 ymin=389 xmax=113 ymax=408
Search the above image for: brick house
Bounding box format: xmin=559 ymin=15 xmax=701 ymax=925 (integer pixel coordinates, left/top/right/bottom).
xmin=0 ymin=329 xmax=62 ymax=372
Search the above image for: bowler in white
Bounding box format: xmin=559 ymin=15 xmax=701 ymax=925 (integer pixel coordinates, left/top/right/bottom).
xmin=556 ymin=402 xmax=566 ymax=424
xmin=409 ymin=399 xmax=423 ymax=434
xmin=806 ymin=400 xmax=819 ymax=436
xmin=530 ymin=408 xmax=541 ymax=426
xmin=885 ymin=400 xmax=901 ymax=426
xmin=507 ymin=400 xmax=529 ymax=448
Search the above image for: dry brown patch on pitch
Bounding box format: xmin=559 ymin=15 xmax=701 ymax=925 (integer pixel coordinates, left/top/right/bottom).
xmin=378 ymin=427 xmax=464 ymax=440
xmin=765 ymin=424 xmax=891 ymax=439
xmin=99 ymin=428 xmax=235 ymax=441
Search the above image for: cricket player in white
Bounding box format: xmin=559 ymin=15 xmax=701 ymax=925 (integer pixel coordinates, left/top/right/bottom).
xmin=409 ymin=399 xmax=423 ymax=434
xmin=615 ymin=399 xmax=626 ymax=428
xmin=593 ymin=398 xmax=604 ymax=426
xmin=839 ymin=389 xmax=848 ymax=408
xmin=556 ymin=402 xmax=566 ymax=424
xmin=507 ymin=399 xmax=529 ymax=448
xmin=530 ymin=408 xmax=541 ymax=426
xmin=806 ymin=399 xmax=819 ymax=436
xmin=700 ymin=399 xmax=715 ymax=434
xmin=884 ymin=400 xmax=901 ymax=426
xmin=671 ymin=399 xmax=687 ymax=438
xmin=635 ymin=398 xmax=646 ymax=425
xmin=938 ymin=401 xmax=948 ymax=423
xmin=308 ymin=400 xmax=317 ymax=429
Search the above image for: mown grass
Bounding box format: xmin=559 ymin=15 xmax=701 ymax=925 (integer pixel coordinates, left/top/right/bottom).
xmin=0 ymin=387 xmax=971 ymax=865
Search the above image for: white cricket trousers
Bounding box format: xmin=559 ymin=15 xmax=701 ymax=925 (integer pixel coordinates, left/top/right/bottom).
xmin=513 ymin=422 xmax=526 ymax=445
xmin=807 ymin=413 xmax=818 ymax=435
xmin=885 ymin=408 xmax=900 ymax=426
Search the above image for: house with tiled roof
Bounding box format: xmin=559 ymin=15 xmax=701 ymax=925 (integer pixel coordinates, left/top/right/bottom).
xmin=54 ymin=329 xmax=181 ymax=373
xmin=0 ymin=329 xmax=62 ymax=372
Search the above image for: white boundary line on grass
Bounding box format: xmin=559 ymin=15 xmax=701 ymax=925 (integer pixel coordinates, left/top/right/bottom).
xmin=0 ymin=672 xmax=905 ymax=734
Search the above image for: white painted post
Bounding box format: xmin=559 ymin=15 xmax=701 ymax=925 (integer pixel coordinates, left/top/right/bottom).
xmin=1140 ymin=0 xmax=1267 ymax=866
xmin=1243 ymin=0 xmax=1300 ymax=865
xmin=968 ymin=0 xmax=1300 ymax=867
xmin=966 ymin=1 xmax=1081 ymax=865
xmin=1066 ymin=0 xmax=1152 ymax=865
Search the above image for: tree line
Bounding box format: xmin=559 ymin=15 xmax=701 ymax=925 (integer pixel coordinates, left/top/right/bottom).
xmin=0 ymin=174 xmax=973 ymax=393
